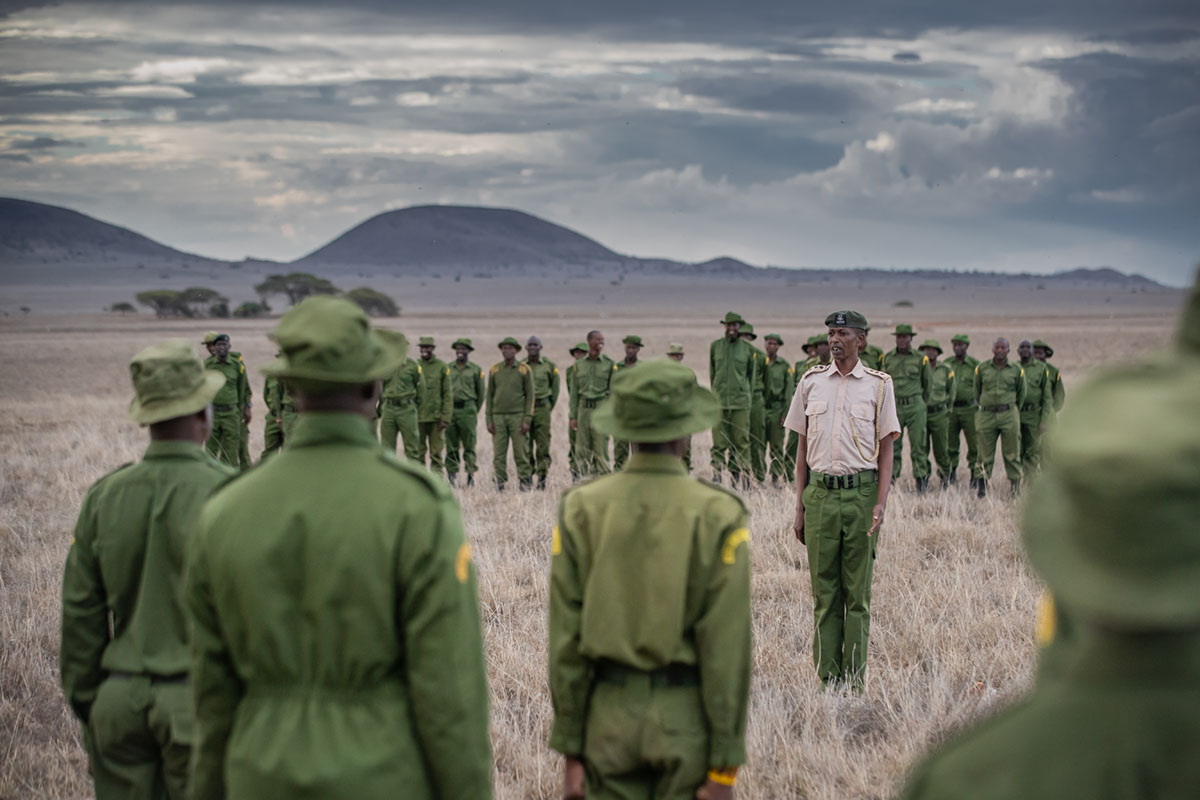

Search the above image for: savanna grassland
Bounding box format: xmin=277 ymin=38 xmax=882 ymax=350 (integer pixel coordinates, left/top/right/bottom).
xmin=0 ymin=281 xmax=1182 ymax=799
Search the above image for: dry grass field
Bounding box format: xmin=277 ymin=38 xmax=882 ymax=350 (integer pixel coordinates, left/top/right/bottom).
xmin=0 ymin=283 xmax=1183 ymax=799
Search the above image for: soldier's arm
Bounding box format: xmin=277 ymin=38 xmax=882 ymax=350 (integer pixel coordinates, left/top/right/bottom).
xmin=1052 ymin=371 xmax=1066 ymax=412
xmin=946 ymin=369 xmax=956 ymax=406
xmin=974 ymin=366 xmax=982 ymax=405
xmin=1039 ymin=370 xmax=1053 ymax=425
xmin=1016 ymin=368 xmax=1027 ymax=408
xmin=485 ymin=369 xmax=495 ymax=426
xmin=523 ymin=365 xmax=535 ymax=423
xmin=549 ymin=500 xmax=590 ymax=756
xmin=439 ymin=366 xmax=452 ymax=423
xmin=414 ymin=363 xmax=427 ymax=407
xmin=709 ymin=342 xmax=717 ymax=389
xmin=400 ymin=495 xmax=492 ymax=797
xmin=568 ymin=366 xmax=579 ymax=421
xmin=474 ymin=368 xmax=485 ymax=416
xmin=59 ymin=491 xmax=110 ymax=722
xmin=549 ymin=364 xmax=561 ymax=410
xmin=921 ymin=356 xmax=933 ymax=404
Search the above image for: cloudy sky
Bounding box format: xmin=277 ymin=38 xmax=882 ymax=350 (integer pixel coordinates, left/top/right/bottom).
xmin=1 ymin=1 xmax=1197 ymax=283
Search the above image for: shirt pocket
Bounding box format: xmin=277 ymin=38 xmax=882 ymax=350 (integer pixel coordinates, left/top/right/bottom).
xmin=850 ymin=402 xmax=876 ymax=446
xmin=804 ymin=400 xmax=827 ymax=438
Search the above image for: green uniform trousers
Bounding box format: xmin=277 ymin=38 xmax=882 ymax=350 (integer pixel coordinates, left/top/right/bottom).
xmin=749 ymin=397 xmax=767 ymax=482
xmin=379 ymin=402 xmax=419 ymax=461
xmin=417 ymin=421 xmax=446 ymax=475
xmin=893 ymin=398 xmax=930 ymax=480
xmin=529 ymin=404 xmax=553 ymax=478
xmin=205 ymin=408 xmax=242 ymax=467
xmin=946 ymin=403 xmax=978 ymax=480
xmin=280 ymin=407 xmax=299 ymax=441
xmin=576 ymin=404 xmax=610 ymax=476
xmin=445 ymin=405 xmax=479 ymax=476
xmin=711 ymin=409 xmax=750 ymax=479
xmin=976 ymin=407 xmax=1021 ymax=481
xmin=926 ymin=408 xmax=951 ymax=479
xmin=765 ymin=406 xmax=788 ymax=481
xmin=1019 ymin=414 xmax=1043 ymax=479
xmin=612 ymin=438 xmax=630 ymax=471
xmin=86 ymin=676 xmax=192 ymax=800
xmin=803 ymin=478 xmax=878 ymax=688
xmin=492 ymin=412 xmax=531 ymax=484
xmin=260 ymin=414 xmax=283 ymax=461
xmin=238 ymin=419 xmax=252 ymax=471
xmin=582 ymin=678 xmax=708 ymax=800
xmin=568 ymin=423 xmax=579 ymax=477
xmin=785 ymin=430 xmax=800 ymax=482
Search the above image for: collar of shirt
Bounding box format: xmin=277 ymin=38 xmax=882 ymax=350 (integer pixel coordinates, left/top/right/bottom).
xmin=827 ymin=359 xmax=867 ymax=380
xmin=142 ymin=440 xmax=209 ymax=461
xmin=287 ymin=412 xmax=380 ymax=450
xmin=623 ymin=452 xmax=688 ymax=475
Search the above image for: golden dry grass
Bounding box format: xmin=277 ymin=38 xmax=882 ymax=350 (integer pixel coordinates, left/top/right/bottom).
xmin=0 ymin=290 xmax=1179 ymax=799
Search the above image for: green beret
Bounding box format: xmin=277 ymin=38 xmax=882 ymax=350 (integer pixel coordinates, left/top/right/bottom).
xmin=418 ymin=335 xmax=436 ymax=347
xmin=623 ymin=335 xmax=644 ymax=347
xmin=764 ymin=333 xmax=784 ymax=345
xmin=452 ymin=338 xmax=474 ymax=351
xmin=569 ymin=342 xmax=588 ymax=355
xmin=262 ymin=296 xmax=407 ymax=385
xmin=920 ymin=338 xmax=942 ymax=353
xmin=128 ymin=340 xmax=226 ymax=425
xmin=951 ymin=333 xmax=970 ymax=344
xmin=1032 ymin=339 xmax=1054 ymax=358
xmin=497 ymin=337 xmax=522 ymax=350
xmin=894 ymin=323 xmax=915 ymax=336
xmin=824 ymin=310 xmax=869 ymax=330
xmin=720 ymin=311 xmax=746 ymax=325
xmin=592 ymin=359 xmax=720 ymax=444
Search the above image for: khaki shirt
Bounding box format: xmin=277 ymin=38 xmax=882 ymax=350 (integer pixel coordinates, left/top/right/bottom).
xmin=783 ymin=359 xmax=901 ymax=475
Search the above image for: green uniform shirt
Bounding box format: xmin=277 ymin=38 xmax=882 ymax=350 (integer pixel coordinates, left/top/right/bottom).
xmin=974 ymin=359 xmax=1028 ymax=408
xmin=549 ymin=453 xmax=751 ymax=766
xmin=881 ymin=349 xmax=933 ymax=402
xmin=928 ymin=362 xmax=957 ymax=407
xmin=570 ymin=354 xmax=617 ymax=421
xmin=1043 ymin=361 xmax=1065 ymax=411
xmin=862 ymin=344 xmax=884 ymax=369
xmin=187 ymin=413 xmax=491 ymax=800
xmin=205 ymin=354 xmax=250 ymax=408
xmin=382 ymin=358 xmax=424 ymax=403
xmin=450 ymin=360 xmax=485 ymax=407
xmin=749 ymin=345 xmax=766 ymax=399
xmin=1020 ymin=359 xmax=1055 ymax=425
xmin=523 ymin=357 xmax=561 ymax=407
xmin=418 ymin=356 xmax=453 ymax=423
xmin=486 ymin=360 xmax=534 ymax=423
xmin=60 ymin=441 xmax=234 ymax=721
xmin=263 ymin=377 xmax=283 ymax=417
xmin=709 ymin=336 xmax=756 ymax=410
xmin=950 ymin=355 xmax=980 ymax=403
xmin=764 ymin=356 xmax=792 ymax=409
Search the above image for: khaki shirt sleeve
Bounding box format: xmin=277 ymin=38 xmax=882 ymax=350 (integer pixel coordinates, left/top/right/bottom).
xmin=878 ymin=377 xmax=901 ymax=441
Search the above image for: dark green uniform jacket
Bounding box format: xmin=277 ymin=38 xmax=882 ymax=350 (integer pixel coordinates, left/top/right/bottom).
xmin=709 ymin=336 xmax=756 ymax=410
xmin=974 ymin=360 xmax=1027 ymax=408
xmin=187 ymin=413 xmax=492 ymax=800
xmin=524 ymin=357 xmax=561 ymax=407
xmin=382 ymin=358 xmax=424 ymax=404
xmin=950 ymin=355 xmax=979 ymax=404
xmin=881 ymin=349 xmax=933 ymax=402
xmin=450 ymin=360 xmax=485 ymax=406
xmin=569 ymin=354 xmax=616 ymax=420
xmin=486 ymin=361 xmax=535 ymax=424
xmin=928 ymin=362 xmax=956 ymax=408
xmin=417 ymin=356 xmax=452 ymax=424
xmin=204 ymin=355 xmax=250 ymax=409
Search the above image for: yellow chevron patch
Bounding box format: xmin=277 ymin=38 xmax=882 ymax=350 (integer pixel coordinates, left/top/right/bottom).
xmin=455 ymin=542 xmax=472 ymax=583
xmin=551 ymin=525 xmax=562 ymax=556
xmin=721 ymin=527 xmax=750 ymax=564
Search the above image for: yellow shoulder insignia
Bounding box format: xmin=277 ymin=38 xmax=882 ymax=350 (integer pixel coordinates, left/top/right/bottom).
xmin=922 ymin=355 xmax=929 ymax=365
xmin=444 ymin=367 xmax=450 ymax=376
xmin=721 ymin=528 xmax=750 ymax=564
xmin=974 ymin=365 xmax=980 ymax=374
xmin=489 ymin=364 xmax=500 ymax=375
xmin=455 ymin=542 xmax=472 ymax=583
xmin=787 ymin=367 xmax=794 ymax=374
xmin=551 ymin=525 xmax=562 ymax=556
xmin=612 ymin=364 xmax=619 ymax=371
xmin=518 ymin=364 xmax=530 ymax=374
xmin=1020 ymin=368 xmax=1025 ymax=377
xmin=948 ymin=370 xmax=955 ymax=379
xmin=417 ymin=364 xmax=423 ymax=374
xmin=553 ymin=367 xmax=559 ymax=375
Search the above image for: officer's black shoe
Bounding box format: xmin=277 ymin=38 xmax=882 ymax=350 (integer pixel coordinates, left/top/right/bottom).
xmin=496 ymin=481 xmax=505 ymax=492
xmin=537 ymin=476 xmax=547 ymax=491
xmin=466 ymin=473 xmax=474 ymax=487
xmin=916 ymin=477 xmax=929 ymax=494
xmin=940 ymin=475 xmax=949 ymax=491
xmin=519 ymin=479 xmax=532 ymax=492
xmin=447 ymin=472 xmax=457 ymax=487
xmin=949 ymin=467 xmax=958 ymax=485
xmin=977 ymin=479 xmax=987 ymax=499
xmin=968 ymin=476 xmax=978 ymax=490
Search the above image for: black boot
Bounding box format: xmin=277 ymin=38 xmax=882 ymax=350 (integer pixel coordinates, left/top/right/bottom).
xmin=519 ymin=478 xmax=532 ymax=492
xmin=916 ymin=476 xmax=929 ymax=494
xmin=537 ymin=475 xmax=547 ymax=491
xmin=447 ymin=472 xmax=457 ymax=487
xmin=1010 ymin=479 xmax=1021 ymax=497
xmin=977 ymin=479 xmax=986 ymax=499
xmin=940 ymin=475 xmax=949 ymax=490
xmin=467 ymin=473 xmax=474 ymax=487
xmin=496 ymin=481 xmax=505 ymax=492
xmin=949 ymin=467 xmax=958 ymax=485
xmin=969 ymin=476 xmax=978 ymax=491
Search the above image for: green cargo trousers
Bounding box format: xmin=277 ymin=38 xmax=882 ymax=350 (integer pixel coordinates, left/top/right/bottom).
xmin=711 ymin=408 xmax=750 ymax=480
xmin=205 ymin=408 xmax=242 ymax=467
xmin=260 ymin=413 xmax=283 ymax=461
xmin=785 ymin=429 xmax=800 ymax=482
xmin=492 ymin=412 xmax=532 ymax=485
xmin=893 ymin=397 xmax=930 ymax=480
xmin=568 ymin=422 xmax=579 ymax=477
xmin=1019 ymin=409 xmax=1043 ymax=479
xmin=575 ymin=402 xmax=611 ymax=476
xmin=946 ymin=402 xmax=978 ymax=480
xmin=765 ymin=406 xmax=788 ymax=481
xmin=417 ymin=420 xmax=446 ymax=475
xmin=582 ymin=677 xmax=708 ymax=800
xmin=749 ymin=396 xmax=767 ymax=482
xmin=803 ymin=474 xmax=878 ymax=689
xmin=976 ymin=406 xmax=1021 ymax=481
xmin=528 ymin=403 xmax=553 ymax=478
xmin=86 ymin=675 xmax=192 ymax=800
xmin=925 ymin=406 xmax=952 ymax=479
xmin=445 ymin=404 xmax=479 ymax=476
xmin=238 ymin=418 xmax=252 ymax=471
xmin=612 ymin=437 xmax=630 ymax=471
xmin=280 ymin=405 xmax=298 ymax=441
xmin=379 ymin=400 xmax=419 ymax=460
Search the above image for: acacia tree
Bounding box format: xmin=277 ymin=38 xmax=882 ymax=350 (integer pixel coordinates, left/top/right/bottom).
xmin=136 ymin=290 xmax=190 ymax=318
xmin=109 ymin=302 xmax=137 ymax=314
xmin=343 ymin=287 xmax=399 ymax=317
xmin=254 ymin=273 xmax=340 ymax=307
xmin=181 ymin=287 xmax=229 ymax=317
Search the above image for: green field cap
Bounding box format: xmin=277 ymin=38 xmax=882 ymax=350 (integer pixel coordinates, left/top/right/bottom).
xmin=570 ymin=342 xmax=588 ymax=355
xmin=1032 ymin=338 xmax=1055 ymax=358
xmin=720 ymin=311 xmax=746 ymax=325
xmin=498 ymin=337 xmax=522 ymax=350
xmin=623 ymin=334 xmax=644 ymax=347
xmin=1023 ymin=361 xmax=1200 ymax=629
xmin=739 ymin=323 xmax=757 ymax=339
xmin=262 ymin=296 xmax=407 ymax=384
xmin=418 ymin=335 xmax=436 ymax=347
xmin=951 ymin=333 xmax=970 ymax=344
xmin=764 ymin=333 xmax=784 ymax=345
xmin=452 ymin=338 xmax=474 ymax=351
xmin=920 ymin=338 xmax=942 ymax=353
xmin=810 ymin=334 xmax=828 ymax=345
xmin=666 ymin=342 xmax=684 ymax=355
xmin=824 ymin=310 xmax=869 ymax=330
xmin=128 ymin=340 xmax=225 ymax=425
xmin=894 ymin=323 xmax=915 ymax=335
xmin=593 ymin=358 xmax=720 ymax=443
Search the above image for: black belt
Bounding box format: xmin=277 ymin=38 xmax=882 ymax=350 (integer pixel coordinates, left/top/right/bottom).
xmin=582 ymin=398 xmax=604 ymax=409
xmin=383 ymin=398 xmax=414 ymax=407
xmin=109 ymin=671 xmax=188 ymax=685
xmin=981 ymin=404 xmax=1011 ymax=413
xmin=953 ymin=400 xmax=974 ymax=408
xmin=896 ymin=395 xmax=920 ymax=406
xmin=593 ymin=659 xmax=699 ymax=688
xmin=1020 ymin=403 xmax=1038 ymax=412
xmin=212 ymin=403 xmax=235 ymax=412
xmin=453 ymin=400 xmax=474 ymax=409
xmin=534 ymin=398 xmax=549 ymax=408
xmin=809 ymin=469 xmax=877 ymax=489
xmin=927 ymin=402 xmax=948 ymax=414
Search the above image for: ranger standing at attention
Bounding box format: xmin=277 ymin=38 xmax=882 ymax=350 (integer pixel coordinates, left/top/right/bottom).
xmin=921 ymin=340 xmax=956 ymax=489
xmin=203 ymin=333 xmax=254 ymax=470
xmin=974 ymin=338 xmax=1027 ymax=498
xmin=416 ymin=336 xmax=452 ymax=477
xmin=523 ymin=336 xmax=560 ymax=490
xmin=946 ymin=334 xmax=980 ymax=488
xmin=379 ymin=342 xmax=424 ymax=461
xmin=550 ymin=358 xmax=751 ymax=800
xmin=762 ymin=333 xmax=793 ymax=486
xmin=446 ymin=338 xmax=485 ymax=487
xmin=710 ymin=312 xmax=755 ymax=487
xmin=740 ymin=323 xmax=769 ymax=484
xmin=665 ymin=342 xmax=694 ymax=472
xmin=785 ymin=311 xmax=900 ymax=691
xmin=487 ymin=337 xmax=535 ymax=491
xmin=570 ymin=331 xmax=616 ymax=477
xmin=564 ymin=342 xmax=588 ymax=481
xmin=1033 ymin=339 xmax=1065 ymax=411
xmin=61 ymin=340 xmax=233 ymax=800
xmin=187 ymin=296 xmax=492 ymax=800
xmin=611 ymin=335 xmax=643 ymax=471
xmin=881 ymin=324 xmax=933 ymax=492
xmin=202 ymin=333 xmax=251 ymax=468
xmin=1017 ymin=339 xmax=1055 ymax=479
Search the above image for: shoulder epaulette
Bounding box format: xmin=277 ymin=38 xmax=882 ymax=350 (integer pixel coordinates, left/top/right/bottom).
xmin=443 ymin=367 xmax=450 ymax=376
xmin=922 ymin=355 xmax=929 ymax=365
xmin=803 ymin=363 xmax=834 ymax=379
xmin=696 ymin=478 xmax=751 ymax=515
xmin=863 ymin=365 xmax=891 ymax=381
xmin=416 ymin=364 xmax=423 ymax=374
xmin=518 ymin=364 xmax=530 ymax=375
xmin=974 ymin=365 xmax=981 ymax=374
xmin=787 ymin=367 xmax=795 ymax=375
xmin=1020 ymin=368 xmax=1025 ymax=377
xmin=489 ymin=364 xmax=500 ymax=375
xmin=612 ymin=364 xmax=618 ymax=371
xmin=948 ymin=369 xmax=955 ymax=379
xmin=376 ymin=451 xmax=454 ymax=500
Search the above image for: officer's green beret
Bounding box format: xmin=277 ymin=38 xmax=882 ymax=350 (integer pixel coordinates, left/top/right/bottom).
xmin=452 ymin=338 xmax=474 ymax=351
xmin=739 ymin=322 xmax=757 ymax=339
xmin=262 ymin=296 xmax=407 ymax=386
xmin=201 ymin=330 xmax=220 ymax=345
xmin=720 ymin=311 xmax=746 ymax=325
xmin=497 ymin=337 xmax=522 ymax=350
xmin=128 ymin=340 xmax=226 ymax=425
xmin=824 ymin=310 xmax=869 ymax=330
xmin=951 ymin=333 xmax=970 ymax=344
xmin=920 ymin=338 xmax=942 ymax=353
xmin=569 ymin=342 xmax=588 ymax=355
xmin=666 ymin=342 xmax=685 ymax=355
xmin=592 ymin=358 xmax=720 ymax=444
xmin=418 ymin=335 xmax=436 ymax=347
xmin=1023 ymin=358 xmax=1200 ymax=629
xmin=1032 ymin=338 xmax=1054 ymax=358
xmin=893 ymin=323 xmax=915 ymax=336
xmin=623 ymin=335 xmax=644 ymax=347
xmin=764 ymin=333 xmax=784 ymax=345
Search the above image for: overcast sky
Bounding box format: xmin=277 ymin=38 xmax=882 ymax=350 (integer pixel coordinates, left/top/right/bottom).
xmin=1 ymin=1 xmax=1197 ymax=283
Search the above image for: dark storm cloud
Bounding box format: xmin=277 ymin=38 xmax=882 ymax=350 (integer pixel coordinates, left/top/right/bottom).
xmin=7 ymin=135 xmax=82 ymax=149
xmin=675 ymin=75 xmax=873 ymax=116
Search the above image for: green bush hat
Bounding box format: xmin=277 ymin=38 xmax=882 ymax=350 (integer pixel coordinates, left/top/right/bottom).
xmin=418 ymin=335 xmax=436 ymax=347
xmin=810 ymin=334 xmax=828 ymax=345
xmin=1023 ymin=359 xmax=1200 ymax=630
xmin=623 ymin=334 xmax=644 ymax=347
xmin=764 ymin=333 xmax=784 ymax=345
xmin=893 ymin=323 xmax=915 ymax=336
xmin=824 ymin=310 xmax=869 ymax=330
xmin=720 ymin=311 xmax=746 ymax=325
xmin=452 ymin=338 xmax=475 ymax=351
xmin=201 ymin=330 xmax=220 ymax=345
xmin=570 ymin=342 xmax=588 ymax=356
xmin=262 ymin=295 xmax=407 ymax=385
xmin=593 ymin=358 xmax=721 ymax=444
xmin=739 ymin=322 xmax=757 ymax=339
xmin=920 ymin=338 xmax=942 ymax=353
xmin=666 ymin=342 xmax=685 ymax=355
xmin=951 ymin=333 xmax=970 ymax=344
xmin=497 ymin=337 xmax=522 ymax=351
xmin=1032 ymin=338 xmax=1055 ymax=358
xmin=128 ymin=340 xmax=226 ymax=425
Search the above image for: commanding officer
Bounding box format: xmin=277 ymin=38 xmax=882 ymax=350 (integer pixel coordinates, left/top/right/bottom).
xmin=611 ymin=335 xmax=644 ymax=471
xmin=187 ymin=297 xmax=492 ymax=800
xmin=523 ymin=336 xmax=560 ymax=490
xmin=974 ymin=338 xmax=1026 ymax=498
xmin=487 ymin=337 xmax=535 ymax=491
xmin=946 ymin=334 xmax=980 ymax=488
xmin=379 ymin=343 xmax=424 ymax=460
xmin=1017 ymin=339 xmax=1055 ymax=479
xmin=763 ymin=333 xmax=793 ymax=485
xmin=446 ymin=338 xmax=485 ymax=487
xmin=202 ymin=333 xmax=251 ymax=468
xmin=902 ymin=276 xmax=1200 ymax=800
xmin=61 ymin=340 xmax=232 ymax=800
xmin=710 ymin=311 xmax=756 ymax=487
xmin=550 ymin=358 xmax=751 ymax=800
xmin=564 ymin=343 xmax=589 ymax=481
xmin=881 ymin=324 xmax=933 ymax=492
xmin=416 ymin=336 xmax=452 ymax=477
xmin=1033 ymin=339 xmax=1065 ymax=411
xmin=921 ymin=340 xmax=957 ymax=489
xmin=740 ymin=323 xmax=768 ymax=484
xmin=785 ymin=310 xmax=900 ymax=690
xmin=570 ymin=331 xmax=617 ymax=477
xmin=665 ymin=342 xmax=694 ymax=472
